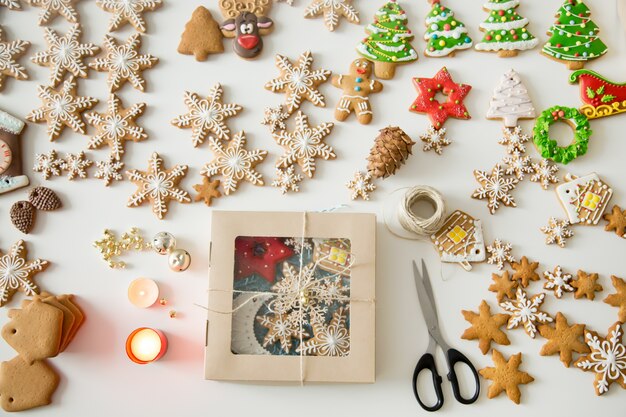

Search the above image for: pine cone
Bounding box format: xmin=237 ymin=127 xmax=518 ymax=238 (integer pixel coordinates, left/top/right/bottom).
xmin=28 ymin=186 xmax=62 ymax=211
xmin=367 ymin=126 xmax=415 ymax=179
xmin=10 ymin=201 xmax=36 ymax=234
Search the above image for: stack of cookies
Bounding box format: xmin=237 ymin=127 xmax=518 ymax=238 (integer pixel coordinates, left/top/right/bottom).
xmin=0 ymin=293 xmax=84 ymax=412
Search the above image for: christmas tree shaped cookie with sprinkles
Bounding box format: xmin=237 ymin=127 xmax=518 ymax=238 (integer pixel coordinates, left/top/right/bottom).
xmin=542 ymin=0 xmax=607 ymax=70
xmin=475 ymin=0 xmax=538 ymax=57
xmin=423 ymin=0 xmax=472 ymax=58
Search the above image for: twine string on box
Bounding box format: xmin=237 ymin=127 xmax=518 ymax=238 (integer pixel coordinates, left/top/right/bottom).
xmin=202 ymin=211 xmax=374 ymax=384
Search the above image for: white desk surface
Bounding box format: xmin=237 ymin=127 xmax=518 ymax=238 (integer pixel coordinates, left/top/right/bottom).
xmin=0 ymin=0 xmax=625 ymax=415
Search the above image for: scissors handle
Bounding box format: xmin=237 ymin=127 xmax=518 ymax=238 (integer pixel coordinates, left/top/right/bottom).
xmin=412 ymin=353 xmax=444 ymax=412
xmin=445 ymin=348 xmax=480 ymax=405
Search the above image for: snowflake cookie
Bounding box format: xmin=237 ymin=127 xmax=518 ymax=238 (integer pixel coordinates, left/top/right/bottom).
xmin=486 ymin=239 xmax=515 ymax=270
xmin=171 ymin=84 xmax=242 ymax=147
xmin=29 ymin=0 xmax=79 ymax=25
xmin=0 ymin=240 xmax=49 ymax=307
xmin=303 ymin=0 xmax=359 ymax=32
xmin=272 ymin=166 xmax=303 ymax=194
xmin=472 ymin=164 xmax=518 ymax=215
xmin=30 ymin=24 xmax=99 ymax=86
xmin=500 ymin=287 xmax=553 ymax=338
xmin=273 ymin=111 xmax=335 ymax=178
xmin=257 ymin=313 xmax=309 ymax=353
xmin=605 ymin=275 xmax=626 ymax=322
xmin=26 ymin=77 xmax=98 ymax=141
xmin=346 ymin=171 xmax=375 ymax=200
xmin=94 ymin=155 xmax=124 ymax=186
xmin=265 ymin=50 xmax=331 ymax=114
xmin=261 ymin=105 xmax=289 ymax=133
xmin=33 ymin=150 xmax=63 ymax=179
xmin=89 ymin=33 xmax=158 ymax=93
xmin=201 ymin=131 xmax=267 ymax=195
xmin=96 ymin=0 xmax=163 ymax=33
xmin=543 ymin=265 xmax=574 ymax=298
xmin=498 ymin=126 xmax=530 ymax=155
xmin=297 ymin=307 xmax=350 ymax=356
xmin=530 ymin=158 xmax=559 ymax=190
xmin=538 ymin=312 xmax=589 ymax=367
xmin=574 ymin=321 xmax=626 ymax=396
xmin=193 ymin=176 xmax=221 ymax=206
xmin=0 ymin=27 xmax=29 ymax=91
xmin=480 ymin=350 xmax=534 ymax=404
xmin=61 ymin=151 xmax=93 ymax=180
xmin=461 ymin=300 xmax=510 ymax=355
xmin=541 ymin=217 xmax=573 ymax=248
xmin=420 ymin=126 xmax=450 ymax=155
xmin=0 ymin=0 xmax=21 ymax=9
xmin=502 ymin=152 xmax=532 ymax=181
xmin=85 ymin=94 xmax=147 ymax=160
xmin=126 ymin=152 xmax=191 ymax=219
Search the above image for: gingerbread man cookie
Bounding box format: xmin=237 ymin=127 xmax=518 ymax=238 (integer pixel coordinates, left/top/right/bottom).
xmin=331 ymin=59 xmax=382 ymax=125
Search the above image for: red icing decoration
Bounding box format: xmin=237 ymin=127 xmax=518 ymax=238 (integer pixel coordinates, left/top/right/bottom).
xmin=237 ymin=35 xmax=260 ymax=50
xmin=409 ymin=67 xmax=472 ymax=129
xmin=234 ymin=237 xmax=294 ymax=283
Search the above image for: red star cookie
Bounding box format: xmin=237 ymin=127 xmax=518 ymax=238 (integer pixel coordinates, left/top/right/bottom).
xmin=235 ymin=237 xmax=294 ymax=283
xmin=409 ymin=67 xmax=471 ymax=129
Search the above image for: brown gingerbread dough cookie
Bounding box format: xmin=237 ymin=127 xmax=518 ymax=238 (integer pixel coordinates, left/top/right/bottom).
xmin=480 ymin=350 xmax=534 ymax=404
xmin=604 ymin=275 xmax=626 ymax=322
xmin=178 ymin=6 xmax=224 ymax=61
xmin=603 ymin=205 xmax=626 ymax=238
xmin=331 ymin=58 xmax=382 ymax=125
xmin=510 ymin=256 xmax=540 ymax=287
xmin=461 ymin=300 xmax=510 ymax=354
xmin=571 ymin=270 xmax=602 ymax=300
xmin=0 ymin=356 xmax=59 ymax=412
xmin=538 ymin=312 xmax=589 ymax=367
xmin=488 ymin=270 xmax=517 ymax=302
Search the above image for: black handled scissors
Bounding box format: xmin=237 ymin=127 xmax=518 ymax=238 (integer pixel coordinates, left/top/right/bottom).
xmin=412 ymin=259 xmax=480 ymax=412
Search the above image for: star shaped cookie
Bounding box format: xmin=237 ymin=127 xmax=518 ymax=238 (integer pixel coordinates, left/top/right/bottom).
xmin=272 ymin=111 xmax=335 ymax=178
xmin=604 ymin=275 xmax=626 ymax=322
xmin=571 ymin=270 xmax=602 ymax=300
xmin=538 ymin=312 xmax=589 ymax=367
xmin=510 ymin=256 xmax=540 ymax=288
xmin=500 ymin=287 xmax=553 ymax=339
xmin=96 ymin=0 xmax=163 ymax=33
xmin=461 ymin=300 xmax=510 ymax=354
xmin=488 ymin=270 xmax=517 ymax=302
xmin=0 ymin=240 xmax=49 ymax=307
xmin=604 ymin=205 xmax=626 ymax=238
xmin=89 ymin=33 xmax=158 ymax=93
xmin=409 ymin=67 xmax=471 ymax=129
xmin=94 ymin=155 xmax=124 ymax=186
xmin=193 ymin=176 xmax=221 ymax=206
xmin=85 ymin=94 xmax=147 ymax=160
xmin=29 ymin=0 xmax=79 ymax=25
xmin=30 ymin=24 xmax=100 ymax=86
xmin=0 ymin=27 xmax=29 ymax=91
xmin=171 ymin=84 xmax=242 ymax=147
xmin=304 ymin=0 xmax=359 ymax=32
xmin=265 ymin=50 xmax=331 ymax=114
xmin=26 ymin=77 xmax=99 ymax=141
xmin=126 ymin=152 xmax=191 ymax=219
xmin=480 ymin=350 xmax=534 ymax=404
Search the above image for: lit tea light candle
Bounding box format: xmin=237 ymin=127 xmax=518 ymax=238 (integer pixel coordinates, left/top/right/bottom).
xmin=126 ymin=328 xmax=168 ymax=364
xmin=127 ymin=278 xmax=159 ymax=308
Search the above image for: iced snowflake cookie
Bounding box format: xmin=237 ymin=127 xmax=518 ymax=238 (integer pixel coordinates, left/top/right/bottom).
xmin=304 ymin=0 xmax=359 ymax=32
xmin=472 ymin=164 xmax=518 ymax=215
xmin=126 ymin=152 xmax=191 ymax=219
xmin=529 ymin=158 xmax=559 ymax=190
xmin=89 ymin=33 xmax=158 ymax=93
xmin=487 ymin=70 xmax=535 ymax=127
xmin=0 ymin=27 xmax=29 ymax=91
xmin=346 ymin=171 xmax=375 ymax=201
xmin=423 ymin=1 xmax=472 ymax=58
xmin=201 ymin=131 xmax=267 ymax=195
xmin=28 ymin=0 xmax=79 ymax=25
xmin=502 ymin=152 xmax=532 ymax=181
xmin=0 ymin=240 xmax=49 ymax=307
xmin=33 ymin=150 xmax=62 ymax=179
xmin=486 ymin=238 xmax=515 ymax=270
xmin=533 ymin=106 xmax=591 ymax=165
xmin=498 ymin=125 xmax=530 ymax=154
xmin=261 ymin=105 xmax=289 ymax=133
xmin=500 ymin=287 xmax=553 ymax=338
xmin=85 ymin=95 xmax=147 ymax=161
xmin=604 ymin=276 xmax=626 ymax=322
xmin=171 ymin=84 xmax=242 ymax=147
xmin=541 ymin=217 xmax=573 ymax=248
xmin=60 ymin=151 xmax=93 ymax=180
xmin=543 ymin=265 xmax=574 ymax=298
xmin=462 ymin=300 xmax=510 ymax=354
xmin=480 ymin=350 xmax=534 ymax=404
xmin=26 ymin=77 xmax=98 ymax=142
xmin=272 ymin=166 xmax=302 ymax=194
xmin=538 ymin=312 xmax=589 ymax=367
xmin=0 ymin=0 xmax=21 ymax=9
xmin=96 ymin=0 xmax=162 ymax=33
xmin=420 ymin=126 xmax=450 ymax=155
xmin=94 ymin=155 xmax=124 ymax=186
xmin=30 ymin=24 xmax=99 ymax=86
xmin=265 ymin=50 xmax=331 ymax=114
xmin=574 ymin=321 xmax=626 ymax=395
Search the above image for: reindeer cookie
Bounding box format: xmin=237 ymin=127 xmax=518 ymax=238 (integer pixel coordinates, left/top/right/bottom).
xmin=331 ymin=59 xmax=382 ymax=125
xmin=219 ymin=0 xmax=273 ymax=59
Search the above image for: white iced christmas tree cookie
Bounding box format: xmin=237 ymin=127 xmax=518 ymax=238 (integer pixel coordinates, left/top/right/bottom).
xmin=486 ymin=69 xmax=535 ymax=127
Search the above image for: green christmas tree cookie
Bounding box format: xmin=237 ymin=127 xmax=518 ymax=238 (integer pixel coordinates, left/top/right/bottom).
xmin=424 ymin=0 xmax=472 ymax=58
xmin=475 ymin=0 xmax=538 ymax=57
xmin=356 ymin=0 xmax=418 ymax=80
xmin=542 ymin=0 xmax=607 ymax=70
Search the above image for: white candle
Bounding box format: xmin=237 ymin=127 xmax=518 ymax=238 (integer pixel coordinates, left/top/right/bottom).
xmin=127 ymin=278 xmax=159 ymax=308
xmin=126 ymin=328 xmax=168 ymax=364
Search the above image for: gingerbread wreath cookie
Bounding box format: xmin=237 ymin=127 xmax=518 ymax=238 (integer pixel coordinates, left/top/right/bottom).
xmin=571 ymin=270 xmax=602 ymax=300
xmin=603 ymin=205 xmax=626 ymax=238
xmin=29 ymin=0 xmax=79 ymax=25
xmin=538 ymin=312 xmax=589 ymax=367
xmin=461 ymin=300 xmax=510 ymax=354
xmin=89 ymin=33 xmax=159 ymax=93
xmin=265 ymin=50 xmax=331 ymax=114
xmin=26 ymin=77 xmax=98 ymax=142
xmin=0 ymin=240 xmax=49 ymax=307
xmin=304 ymin=0 xmax=359 ymax=32
xmin=177 ymin=6 xmax=224 ymax=61
xmin=331 ymin=58 xmax=382 ymax=125
xmin=510 ymin=256 xmax=540 ymax=288
xmin=488 ymin=271 xmax=517 ymax=302
xmin=479 ymin=350 xmax=534 ymax=404
xmin=126 ymin=152 xmax=191 ymax=219
xmin=96 ymin=0 xmax=162 ymax=33
xmin=533 ymin=106 xmax=591 ymax=165
xmin=0 ymin=27 xmax=29 ymax=91
xmin=604 ymin=276 xmax=626 ymax=322
xmin=500 ymin=287 xmax=553 ymax=338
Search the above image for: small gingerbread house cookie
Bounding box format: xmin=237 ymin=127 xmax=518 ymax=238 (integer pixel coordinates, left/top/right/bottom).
xmin=430 ymin=210 xmax=485 ymax=270
xmin=556 ymin=173 xmax=613 ymax=225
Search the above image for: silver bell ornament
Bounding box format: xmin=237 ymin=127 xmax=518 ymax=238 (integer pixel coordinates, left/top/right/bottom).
xmin=168 ymin=249 xmax=191 ymax=272
xmin=152 ymin=232 xmax=176 ymax=255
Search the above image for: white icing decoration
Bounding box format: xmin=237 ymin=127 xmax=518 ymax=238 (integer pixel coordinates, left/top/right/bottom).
xmin=486 ymin=69 xmax=535 ymax=127
xmin=392 ymin=32 xmax=413 ymax=42
xmin=425 ymin=11 xmax=454 ymax=24
xmin=424 ymin=41 xmax=472 ymax=57
xmin=440 ymin=220 xmax=486 ymax=263
xmin=475 ymin=38 xmax=538 ymax=51
xmin=366 ymin=24 xmax=388 ymax=34
xmin=483 ymin=0 xmax=520 ymax=11
xmin=356 ymin=43 xmax=376 ymax=60
xmin=0 ymin=110 xmax=25 ymax=135
xmin=480 ymin=17 xmax=528 ymax=31
xmin=387 ymin=13 xmax=406 ymax=22
xmin=555 ymin=173 xmax=599 ymax=224
xmin=375 ymin=43 xmax=408 ymax=53
xmin=424 ymin=26 xmax=467 ymax=40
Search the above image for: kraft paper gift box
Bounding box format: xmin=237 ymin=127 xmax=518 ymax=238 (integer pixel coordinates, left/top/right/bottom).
xmin=204 ymin=211 xmax=376 ymax=383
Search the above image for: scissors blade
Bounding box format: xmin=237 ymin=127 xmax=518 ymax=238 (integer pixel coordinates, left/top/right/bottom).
xmin=413 ymin=260 xmax=441 ymax=335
